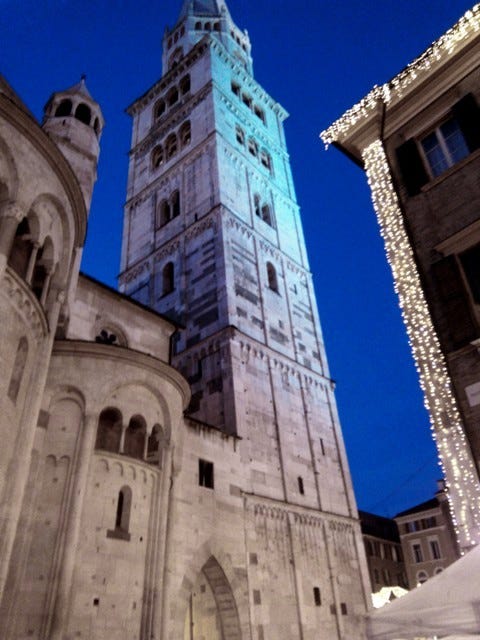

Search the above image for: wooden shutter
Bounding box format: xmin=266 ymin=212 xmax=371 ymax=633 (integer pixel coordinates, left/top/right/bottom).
xmin=452 ymin=93 xmax=480 ymax=153
xmin=431 ymin=256 xmax=478 ymax=350
xmin=395 ymin=138 xmax=429 ymax=196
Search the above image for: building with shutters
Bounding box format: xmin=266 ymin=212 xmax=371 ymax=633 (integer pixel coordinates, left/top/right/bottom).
xmin=321 ymin=5 xmax=480 ymax=551
xmin=0 ymin=1 xmax=371 ymax=638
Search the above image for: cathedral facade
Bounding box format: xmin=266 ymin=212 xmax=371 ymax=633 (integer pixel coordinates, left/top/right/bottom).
xmin=0 ymin=1 xmax=370 ymax=638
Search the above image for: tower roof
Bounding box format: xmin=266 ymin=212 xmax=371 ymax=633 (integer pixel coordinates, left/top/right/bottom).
xmin=63 ymin=76 xmax=94 ymax=101
xmin=178 ymin=0 xmax=230 ymax=20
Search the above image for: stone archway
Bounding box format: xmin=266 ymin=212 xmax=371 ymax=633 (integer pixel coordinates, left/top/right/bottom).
xmin=184 ymin=556 xmax=242 ymax=640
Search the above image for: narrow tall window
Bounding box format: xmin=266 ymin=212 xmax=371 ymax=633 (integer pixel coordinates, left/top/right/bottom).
xmin=236 ymin=125 xmax=245 ymax=145
xmin=429 ymin=539 xmax=441 ymax=560
xmin=8 ymin=336 xmax=28 ymax=402
xmin=8 ymin=218 xmax=32 ymax=280
xmin=166 ymin=134 xmax=177 ymax=159
xmin=199 ymin=459 xmax=214 ymax=489
xmin=412 ymin=543 xmax=423 ymax=563
xmin=171 ymin=190 xmax=180 ymax=218
xmin=267 ymin=262 xmax=278 ymax=292
xmin=313 ymin=587 xmax=321 ymax=606
xmin=152 ymin=145 xmax=165 ymax=169
xmin=231 ymin=81 xmax=240 ymax=97
xmin=158 ymin=199 xmax=171 ymax=226
xmin=298 ymin=476 xmax=304 ymax=495
xmin=162 ymin=262 xmax=174 ymax=296
xmin=167 ymin=87 xmax=179 ymax=107
xmin=248 ymin=138 xmax=258 ymax=157
xmin=261 ymin=204 xmax=272 ymax=226
xmin=179 ymin=121 xmax=191 ymax=147
xmin=254 ymin=194 xmax=261 ymax=217
xmin=179 ymin=75 xmax=191 ymax=94
xmin=107 ymin=485 xmax=132 ymax=541
xmin=154 ymin=99 xmax=166 ymax=119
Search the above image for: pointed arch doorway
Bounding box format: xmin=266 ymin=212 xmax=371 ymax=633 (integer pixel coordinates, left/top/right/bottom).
xmin=183 ymin=556 xmax=242 ymax=640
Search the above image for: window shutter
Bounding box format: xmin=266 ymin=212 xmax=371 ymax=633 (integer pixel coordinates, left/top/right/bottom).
xmin=395 ymin=139 xmax=429 ymax=196
xmin=452 ymin=93 xmax=480 ymax=153
xmin=431 ymin=256 xmax=478 ymax=350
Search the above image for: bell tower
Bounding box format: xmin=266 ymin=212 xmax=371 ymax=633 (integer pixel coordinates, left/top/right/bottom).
xmin=120 ymin=3 xmax=369 ymax=633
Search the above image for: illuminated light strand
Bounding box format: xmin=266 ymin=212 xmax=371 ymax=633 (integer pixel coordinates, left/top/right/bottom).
xmin=320 ymin=4 xmax=480 ymax=146
xmin=363 ymin=140 xmax=480 ymax=550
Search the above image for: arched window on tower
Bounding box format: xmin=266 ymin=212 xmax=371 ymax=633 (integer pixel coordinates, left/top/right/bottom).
xmin=248 ymin=138 xmax=258 ymax=157
xmin=75 ymin=103 xmax=91 ymax=126
xmin=171 ymin=190 xmax=180 ymax=218
xmin=195 ymin=21 xmax=202 ymax=30
xmin=55 ymin=99 xmax=72 ymax=117
xmin=154 ymin=99 xmax=166 ymax=119
xmin=260 ymin=150 xmax=272 ymax=172
xmin=8 ymin=336 xmax=28 ymax=403
xmin=266 ymin=262 xmax=278 ymax=293
xmin=253 ymin=194 xmax=261 ymax=218
xmin=180 ymin=121 xmax=191 ymax=148
xmin=235 ymin=125 xmax=245 ymax=145
xmin=165 ymin=134 xmax=177 ymax=160
xmin=179 ymin=75 xmax=191 ymax=94
xmin=95 ymin=407 xmax=122 ymax=454
xmin=147 ymin=424 xmax=163 ymax=466
xmin=261 ymin=204 xmax=273 ymax=226
xmin=8 ymin=218 xmax=33 ymax=280
xmin=107 ymin=486 xmax=132 ymax=541
xmin=124 ymin=415 xmax=147 ymax=460
xmin=158 ymin=199 xmax=171 ymax=227
xmin=162 ymin=262 xmax=174 ymax=296
xmin=167 ymin=87 xmax=179 ymax=107
xmin=205 ymin=22 xmax=211 ymax=31
xmin=152 ymin=145 xmax=165 ymax=169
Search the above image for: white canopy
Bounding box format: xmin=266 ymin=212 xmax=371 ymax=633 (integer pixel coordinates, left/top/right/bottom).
xmin=367 ymin=544 xmax=480 ymax=640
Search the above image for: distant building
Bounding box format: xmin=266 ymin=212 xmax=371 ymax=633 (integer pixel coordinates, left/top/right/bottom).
xmin=359 ymin=511 xmax=407 ymax=592
xmin=395 ymin=483 xmax=460 ymax=589
xmin=321 ymin=5 xmax=480 ymax=550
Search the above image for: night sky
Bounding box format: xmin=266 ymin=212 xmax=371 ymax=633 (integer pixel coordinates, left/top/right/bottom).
xmin=2 ymin=0 xmax=475 ymax=517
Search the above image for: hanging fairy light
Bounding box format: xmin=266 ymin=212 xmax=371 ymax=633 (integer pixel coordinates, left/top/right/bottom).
xmin=320 ymin=4 xmax=480 ymax=147
xmin=362 ymin=140 xmax=480 ymax=549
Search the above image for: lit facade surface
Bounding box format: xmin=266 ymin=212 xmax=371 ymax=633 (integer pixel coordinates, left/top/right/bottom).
xmin=0 ymin=1 xmax=372 ymax=638
xmin=321 ymin=4 xmax=480 ymax=551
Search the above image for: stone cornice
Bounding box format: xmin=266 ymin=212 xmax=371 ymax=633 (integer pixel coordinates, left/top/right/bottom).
xmin=0 ymin=92 xmax=87 ymax=247
xmin=52 ymin=340 xmax=191 ymax=409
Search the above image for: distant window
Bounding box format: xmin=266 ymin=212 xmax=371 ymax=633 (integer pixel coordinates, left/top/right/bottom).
xmin=165 ymin=134 xmax=177 ymax=159
xmin=154 ymin=99 xmax=166 ymax=119
xmin=195 ymin=21 xmax=202 ymax=30
xmin=266 ymin=262 xmax=278 ymax=292
xmin=313 ymin=587 xmax=321 ymax=606
xmin=205 ymin=22 xmax=211 ymax=31
xmin=260 ymin=151 xmax=272 ymax=172
xmin=75 ymin=103 xmax=91 ymax=125
xmin=374 ymin=569 xmax=380 ymax=584
xmin=95 ymin=329 xmax=119 ymax=345
xmin=213 ymin=22 xmax=220 ymax=31
xmin=429 ymin=539 xmax=441 ymax=560
xmin=107 ymin=486 xmax=132 ymax=541
xmin=261 ymin=204 xmax=272 ymax=226
xmin=179 ymin=121 xmax=191 ymax=147
xmin=242 ymin=93 xmax=252 ymax=109
xmin=162 ymin=262 xmax=174 ymax=296
xmin=199 ymin=459 xmax=214 ymax=489
xmin=412 ymin=543 xmax=423 ymax=564
xmin=55 ymin=99 xmax=72 ymax=117
xmin=254 ymin=105 xmax=265 ymax=123
xmin=95 ymin=407 xmax=123 ymax=453
xmin=124 ymin=415 xmax=146 ymax=460
xmin=297 ymin=476 xmax=304 ymax=495
xmin=231 ymin=81 xmax=241 ymax=97
xmin=421 ymin=118 xmax=469 ymax=178
xmin=365 ymin=540 xmax=373 ymax=556
xmin=460 ymin=243 xmax=480 ymax=304
xmin=248 ymin=138 xmax=258 ymax=157
xmin=152 ymin=145 xmax=165 ymax=169
xmin=8 ymin=337 xmax=28 ymax=403
xmin=171 ymin=190 xmax=180 ymax=218
xmin=167 ymin=87 xmax=179 ymax=107
xmin=158 ymin=199 xmax=171 ymax=227
xmin=179 ymin=75 xmax=191 ymax=94
xmin=417 ymin=570 xmax=428 ymax=585
xmin=236 ymin=125 xmax=245 ymax=145
xmin=340 ymin=603 xmax=347 ymax=616
xmin=254 ymin=194 xmax=261 ymax=217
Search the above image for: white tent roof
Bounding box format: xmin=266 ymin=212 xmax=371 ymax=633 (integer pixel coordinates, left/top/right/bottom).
xmin=367 ymin=545 xmax=480 ymax=640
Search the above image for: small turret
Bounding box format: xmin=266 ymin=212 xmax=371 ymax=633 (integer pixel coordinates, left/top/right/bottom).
xmin=162 ymin=0 xmax=253 ymax=76
xmin=42 ymin=76 xmax=104 ymax=210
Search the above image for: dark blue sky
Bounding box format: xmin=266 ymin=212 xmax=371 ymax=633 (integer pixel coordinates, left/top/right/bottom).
xmin=2 ymin=0 xmax=474 ymax=516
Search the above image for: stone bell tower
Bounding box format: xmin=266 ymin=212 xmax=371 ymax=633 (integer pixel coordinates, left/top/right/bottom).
xmin=119 ymin=1 xmax=370 ymax=636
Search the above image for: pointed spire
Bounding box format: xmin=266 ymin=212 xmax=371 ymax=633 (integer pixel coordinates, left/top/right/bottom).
xmin=64 ymin=75 xmax=94 ymax=100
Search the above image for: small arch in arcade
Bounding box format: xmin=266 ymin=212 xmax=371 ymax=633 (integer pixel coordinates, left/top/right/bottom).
xmin=95 ymin=407 xmax=123 ymax=454
xmin=75 ymin=102 xmax=91 ymax=126
xmin=55 ymin=99 xmax=72 ymax=117
xmin=8 ymin=217 xmax=32 ymax=280
xmin=124 ymin=414 xmax=147 ymax=460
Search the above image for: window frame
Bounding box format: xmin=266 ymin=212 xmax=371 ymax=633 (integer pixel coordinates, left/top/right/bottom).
xmin=419 ymin=117 xmax=470 ymax=179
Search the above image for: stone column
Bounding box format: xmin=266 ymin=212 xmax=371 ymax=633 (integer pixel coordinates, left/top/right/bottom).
xmin=0 ymin=203 xmax=24 ymax=278
xmin=25 ymin=242 xmax=40 ymax=285
xmin=48 ymin=412 xmax=97 ymax=640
